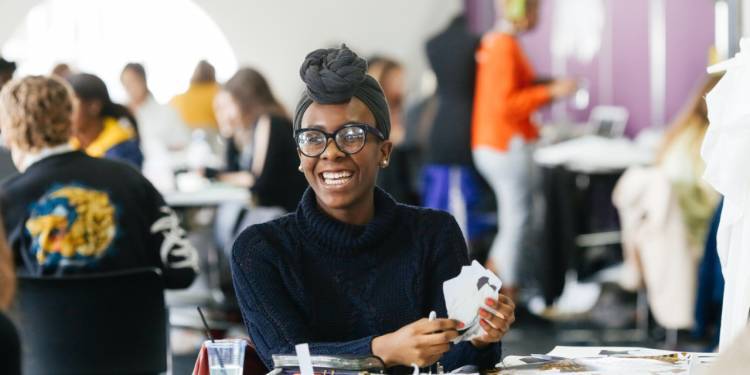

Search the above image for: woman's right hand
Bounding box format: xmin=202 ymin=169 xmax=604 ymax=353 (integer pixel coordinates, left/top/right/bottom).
xmin=548 ymin=79 xmax=578 ymax=99
xmin=371 ymin=318 xmax=462 ymax=368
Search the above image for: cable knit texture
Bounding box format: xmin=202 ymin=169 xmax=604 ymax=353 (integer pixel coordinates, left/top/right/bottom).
xmin=231 ymin=187 xmax=501 ymax=372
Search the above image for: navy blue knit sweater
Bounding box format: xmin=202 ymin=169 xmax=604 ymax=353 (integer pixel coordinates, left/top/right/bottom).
xmin=231 ymin=187 xmax=501 ymax=372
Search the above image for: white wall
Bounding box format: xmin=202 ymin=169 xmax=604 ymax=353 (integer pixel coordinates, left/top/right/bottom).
xmin=0 ymin=0 xmax=463 ymax=110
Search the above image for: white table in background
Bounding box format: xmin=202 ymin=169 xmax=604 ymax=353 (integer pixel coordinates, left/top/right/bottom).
xmin=163 ymin=184 xmax=250 ymax=208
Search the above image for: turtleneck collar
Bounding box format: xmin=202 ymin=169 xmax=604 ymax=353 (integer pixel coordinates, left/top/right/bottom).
xmin=295 ymin=186 xmax=397 ymax=254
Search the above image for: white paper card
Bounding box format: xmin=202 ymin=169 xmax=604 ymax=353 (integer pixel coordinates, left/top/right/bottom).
xmin=443 ymin=261 xmax=502 ymax=343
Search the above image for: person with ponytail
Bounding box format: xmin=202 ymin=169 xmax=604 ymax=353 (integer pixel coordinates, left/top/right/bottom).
xmin=471 ymin=0 xmax=576 ymax=299
xmin=231 ymin=45 xmax=514 ymax=372
xmin=67 ymin=73 xmax=144 ymax=169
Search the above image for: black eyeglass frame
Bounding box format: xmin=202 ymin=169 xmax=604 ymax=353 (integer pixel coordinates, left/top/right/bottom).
xmin=294 ymin=123 xmax=386 ymax=157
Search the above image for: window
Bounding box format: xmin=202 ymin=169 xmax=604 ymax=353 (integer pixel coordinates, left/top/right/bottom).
xmin=2 ymin=0 xmax=237 ymax=103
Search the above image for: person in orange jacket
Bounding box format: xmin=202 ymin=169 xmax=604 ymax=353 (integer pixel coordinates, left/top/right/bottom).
xmin=472 ymin=0 xmax=576 ymax=299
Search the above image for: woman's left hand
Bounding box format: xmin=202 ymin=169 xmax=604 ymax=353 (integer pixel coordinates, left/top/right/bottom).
xmin=471 ymin=294 xmax=516 ymax=348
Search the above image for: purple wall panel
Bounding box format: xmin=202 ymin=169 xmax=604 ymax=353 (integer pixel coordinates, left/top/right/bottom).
xmin=461 ymin=0 xmax=714 ymax=135
xmin=664 ymin=0 xmax=715 ymax=124
xmin=610 ymin=0 xmax=651 ymax=135
xmin=519 ymin=0 xmax=553 ymax=74
xmin=464 ymin=0 xmax=495 ymax=35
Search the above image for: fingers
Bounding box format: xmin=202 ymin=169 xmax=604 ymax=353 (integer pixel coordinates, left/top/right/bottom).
xmin=409 ymin=338 xmax=451 ymax=368
xmin=483 ymin=295 xmax=516 ymax=324
xmin=478 ymin=319 xmax=504 ymax=340
xmin=422 ymin=343 xmax=451 ymax=356
xmin=498 ymin=294 xmax=516 ymax=310
xmin=416 ymin=318 xmax=462 ymax=334
xmin=413 ymin=353 xmax=443 ymax=368
xmin=475 ymin=294 xmax=516 ymax=343
xmin=485 ymin=295 xmax=515 ymax=313
xmin=417 ymin=330 xmax=459 ymax=346
xmin=498 ymin=295 xmax=516 ymax=328
xmin=479 ymin=308 xmax=508 ymax=332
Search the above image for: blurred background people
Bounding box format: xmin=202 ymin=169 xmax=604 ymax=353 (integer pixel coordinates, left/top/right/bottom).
xmin=171 ymin=60 xmax=221 ymax=131
xmin=0 ymin=57 xmax=16 ymax=90
xmin=121 ymin=62 xmax=191 ymax=190
xmin=368 ymin=56 xmax=420 ymax=205
xmin=613 ymin=75 xmax=721 ymax=336
xmin=422 ymin=14 xmax=488 ymax=249
xmin=654 ymin=75 xmax=721 ymax=245
xmin=51 ymin=63 xmax=72 ymax=79
xmin=211 ymin=67 xmax=306 ymax=212
xmin=367 ymin=56 xmax=406 ymax=145
xmin=67 ymin=73 xmax=144 ymax=169
xmin=121 ymin=63 xmax=189 ymax=152
xmin=471 ymin=0 xmax=576 ymax=298
xmin=0 ymin=58 xmax=18 ymax=178
xmin=0 ymin=75 xmax=198 ymax=288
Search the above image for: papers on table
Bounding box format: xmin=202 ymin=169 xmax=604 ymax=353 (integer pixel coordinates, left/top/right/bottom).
xmin=498 ymin=346 xmax=716 ymax=374
xmin=443 ymin=261 xmax=502 ymax=343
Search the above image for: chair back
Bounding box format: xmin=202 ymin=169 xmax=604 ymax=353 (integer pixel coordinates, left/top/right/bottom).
xmin=16 ymin=268 xmax=167 ymax=375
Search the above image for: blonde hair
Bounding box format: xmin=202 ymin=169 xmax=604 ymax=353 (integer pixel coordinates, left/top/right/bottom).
xmin=0 ymin=76 xmax=73 ymax=153
xmin=656 ymin=75 xmax=721 ymax=163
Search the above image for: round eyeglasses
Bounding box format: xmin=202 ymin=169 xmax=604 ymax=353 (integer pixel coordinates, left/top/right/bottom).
xmin=294 ymin=123 xmax=385 ymax=158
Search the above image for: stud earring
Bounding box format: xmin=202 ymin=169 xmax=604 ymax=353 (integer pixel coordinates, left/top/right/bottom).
xmin=380 ymin=160 xmax=389 ymax=168
xmin=298 ymin=165 xmax=303 ymax=172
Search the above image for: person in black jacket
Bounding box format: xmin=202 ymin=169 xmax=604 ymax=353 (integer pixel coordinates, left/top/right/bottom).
xmin=0 ymin=76 xmax=198 ymax=289
xmin=422 ymin=15 xmax=489 ymax=246
xmin=211 ymin=68 xmax=307 ymax=212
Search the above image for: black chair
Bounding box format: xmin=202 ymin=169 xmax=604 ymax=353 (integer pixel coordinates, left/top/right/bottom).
xmin=16 ymin=268 xmax=167 ymax=375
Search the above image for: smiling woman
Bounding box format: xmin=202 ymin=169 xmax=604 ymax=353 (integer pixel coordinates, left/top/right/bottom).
xmin=297 ymin=98 xmax=389 ymax=225
xmin=230 ymin=45 xmax=516 ymax=373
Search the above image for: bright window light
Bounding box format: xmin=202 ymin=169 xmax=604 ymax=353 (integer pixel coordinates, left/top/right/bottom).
xmin=2 ymin=0 xmax=238 ymax=104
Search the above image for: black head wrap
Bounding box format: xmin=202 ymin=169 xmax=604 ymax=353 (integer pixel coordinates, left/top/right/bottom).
xmin=293 ymin=45 xmax=391 ymax=140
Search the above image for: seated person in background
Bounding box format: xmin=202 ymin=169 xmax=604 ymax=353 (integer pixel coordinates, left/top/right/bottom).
xmin=121 ymin=63 xmax=190 ymax=152
xmin=654 ymin=75 xmax=721 ymax=247
xmin=0 ymin=76 xmax=198 ymax=289
xmin=121 ymin=63 xmax=191 ymax=190
xmin=0 ymin=218 xmax=20 ymax=375
xmin=51 ymin=63 xmax=73 ymax=80
xmin=211 ymin=68 xmax=306 ymax=212
xmin=231 ymin=46 xmax=514 ymax=372
xmin=367 ymin=56 xmax=405 ymax=145
xmin=67 ymin=73 xmax=144 ymax=169
xmin=171 ymin=60 xmax=221 ymax=131
xmin=368 ymin=56 xmax=420 ymax=205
